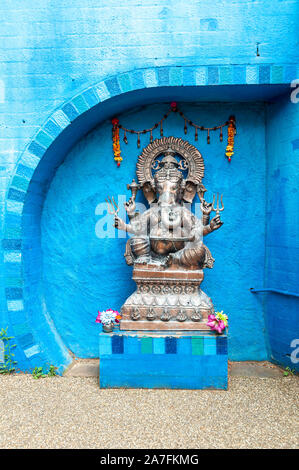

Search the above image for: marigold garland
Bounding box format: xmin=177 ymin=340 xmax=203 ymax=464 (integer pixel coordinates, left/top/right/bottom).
xmin=225 ymin=115 xmax=236 ymax=163
xmin=112 ymin=117 xmax=122 ymax=167
xmin=111 ymin=105 xmax=236 ymax=167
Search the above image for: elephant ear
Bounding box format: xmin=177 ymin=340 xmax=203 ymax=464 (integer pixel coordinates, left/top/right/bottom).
xmin=136 ymin=136 xmax=205 ymax=204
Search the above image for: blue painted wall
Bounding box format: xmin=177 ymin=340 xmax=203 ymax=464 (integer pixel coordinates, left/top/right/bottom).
xmin=264 ymin=94 xmax=299 ymax=372
xmin=0 ymin=0 xmax=298 ymax=371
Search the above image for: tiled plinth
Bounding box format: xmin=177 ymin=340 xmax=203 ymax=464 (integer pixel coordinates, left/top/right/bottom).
xmin=99 ymin=329 xmax=228 ymax=390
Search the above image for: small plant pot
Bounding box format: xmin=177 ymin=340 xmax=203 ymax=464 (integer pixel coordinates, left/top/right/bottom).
xmin=102 ymin=323 xmax=114 ymax=333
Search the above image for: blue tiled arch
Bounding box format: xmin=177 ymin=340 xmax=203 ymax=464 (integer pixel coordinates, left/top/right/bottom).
xmin=2 ymin=64 xmax=295 ymax=372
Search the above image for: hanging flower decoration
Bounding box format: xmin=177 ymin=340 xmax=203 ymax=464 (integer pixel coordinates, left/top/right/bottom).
xmin=225 ymin=115 xmax=236 ymax=162
xmin=112 ymin=118 xmax=122 ymax=167
xmin=206 ymin=311 xmax=228 ymax=334
xmin=111 ymin=104 xmax=236 ymax=166
xmin=96 ymin=309 xmax=122 ymax=326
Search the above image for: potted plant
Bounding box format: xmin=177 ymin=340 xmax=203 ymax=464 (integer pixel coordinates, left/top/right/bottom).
xmin=96 ymin=309 xmax=122 ymax=333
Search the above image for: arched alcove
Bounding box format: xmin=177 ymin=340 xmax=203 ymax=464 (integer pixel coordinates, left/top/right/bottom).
xmin=3 ymin=66 xmax=289 ymax=372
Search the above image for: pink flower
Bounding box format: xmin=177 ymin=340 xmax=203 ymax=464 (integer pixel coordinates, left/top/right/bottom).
xmin=206 ymin=314 xmax=217 ymax=329
xmin=95 ymin=309 xmax=122 ymax=325
xmin=95 ymin=311 xmax=102 ymax=323
xmin=206 ymin=314 xmax=226 ymax=334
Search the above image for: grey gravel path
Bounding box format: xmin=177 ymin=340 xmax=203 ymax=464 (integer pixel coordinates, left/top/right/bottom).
xmin=0 ymin=374 xmax=298 ymax=449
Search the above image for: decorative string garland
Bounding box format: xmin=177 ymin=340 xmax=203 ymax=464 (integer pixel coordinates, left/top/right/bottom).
xmin=112 ymin=102 xmax=236 ymax=166
xmin=111 ymin=117 xmax=122 ymax=164
xmin=225 ymin=118 xmax=236 ymax=162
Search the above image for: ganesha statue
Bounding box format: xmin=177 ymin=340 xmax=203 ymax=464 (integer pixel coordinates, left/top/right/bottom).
xmin=106 ymin=137 xmax=224 ymax=330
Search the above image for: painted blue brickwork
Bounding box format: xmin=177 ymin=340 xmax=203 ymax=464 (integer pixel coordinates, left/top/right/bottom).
xmin=263 ymin=94 xmax=299 ymax=372
xmin=0 ymin=1 xmax=298 ymax=372
xmin=99 ymin=330 xmax=228 ymax=389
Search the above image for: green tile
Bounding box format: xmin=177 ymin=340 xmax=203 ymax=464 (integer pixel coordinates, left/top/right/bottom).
xmin=141 ymin=337 xmax=152 ymax=354
xmin=118 ymin=73 xmax=132 ymax=93
xmin=12 ymin=322 xmax=29 ymax=336
xmin=6 ymin=277 xmax=23 ymax=287
xmin=72 ymin=95 xmax=89 ymax=113
xmin=35 ymin=130 xmax=53 ymax=148
xmin=220 ymin=66 xmax=232 ymax=84
xmin=271 ymin=66 xmax=283 ymax=84
xmin=191 ymin=337 xmax=204 ymax=355
xmin=5 ymin=227 xmax=22 ymax=238
xmin=169 ymin=67 xmax=183 ymax=86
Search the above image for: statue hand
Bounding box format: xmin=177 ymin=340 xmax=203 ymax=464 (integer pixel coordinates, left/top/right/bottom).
xmin=201 ymin=200 xmax=213 ymax=215
xmin=124 ymin=198 xmax=136 ymax=217
xmin=210 ymin=215 xmax=223 ymax=231
xmin=114 ymin=215 xmax=126 ymax=231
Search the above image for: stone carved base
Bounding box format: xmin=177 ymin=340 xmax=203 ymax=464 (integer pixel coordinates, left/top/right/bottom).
xmin=120 ymin=264 xmax=214 ymax=331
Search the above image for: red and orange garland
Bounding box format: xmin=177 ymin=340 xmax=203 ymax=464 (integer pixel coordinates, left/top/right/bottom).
xmin=112 ymin=103 xmax=236 ymax=166
xmin=112 ymin=118 xmax=122 ymax=167
xmin=225 ymin=116 xmax=236 ymax=162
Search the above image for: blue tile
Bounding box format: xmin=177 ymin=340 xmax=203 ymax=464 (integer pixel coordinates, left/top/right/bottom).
xmin=259 ymin=65 xmax=270 ymax=84
xmin=62 ymin=103 xmax=79 ymax=121
xmin=208 ymin=66 xmax=219 ymax=85
xmin=2 ymin=239 xmax=22 ymax=250
xmin=177 ymin=337 xmax=192 ymax=355
xmin=131 ymin=70 xmax=145 ymax=90
xmin=44 ymin=119 xmax=61 ymax=138
xmin=204 ymin=337 xmax=217 ymax=355
xmin=28 ymin=141 xmax=45 ymax=158
xmin=165 ymin=337 xmax=177 ymax=354
xmin=157 ymin=67 xmax=170 ymax=86
xmin=5 ymin=287 xmax=23 ymax=299
xmin=124 ymin=336 xmax=139 ymax=354
xmin=216 ymin=336 xmax=228 ymax=355
xmin=99 ymin=334 xmax=112 ymax=355
xmin=183 ymin=67 xmax=196 ymax=86
xmin=16 ymin=164 xmax=34 ymax=180
xmin=82 ymin=88 xmax=99 ymax=107
xmin=6 ymin=213 xmax=22 ymax=227
xmin=284 ymin=65 xmax=297 ymax=83
xmin=233 ymin=66 xmax=246 ymax=84
xmin=200 ymin=18 xmax=218 ymax=31
xmin=105 ymin=77 xmax=121 ymax=97
xmin=153 ymin=337 xmax=165 ymax=354
xmin=8 ymin=188 xmax=26 ymax=203
xmin=112 ymin=335 xmax=124 ymax=354
xmin=18 ymin=333 xmax=34 ymax=349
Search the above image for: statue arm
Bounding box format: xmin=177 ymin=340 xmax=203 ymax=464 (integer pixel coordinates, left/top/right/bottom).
xmin=114 ymin=211 xmax=149 ymax=235
xmin=203 ymin=215 xmax=223 ymax=235
xmin=200 ymin=200 xmax=213 ymax=226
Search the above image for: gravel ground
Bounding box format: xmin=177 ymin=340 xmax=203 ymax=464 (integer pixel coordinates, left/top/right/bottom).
xmin=0 ymin=374 xmax=298 ymax=449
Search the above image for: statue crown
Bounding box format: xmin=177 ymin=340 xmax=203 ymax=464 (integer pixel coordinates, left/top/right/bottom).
xmin=160 ymin=147 xmax=179 ymax=167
